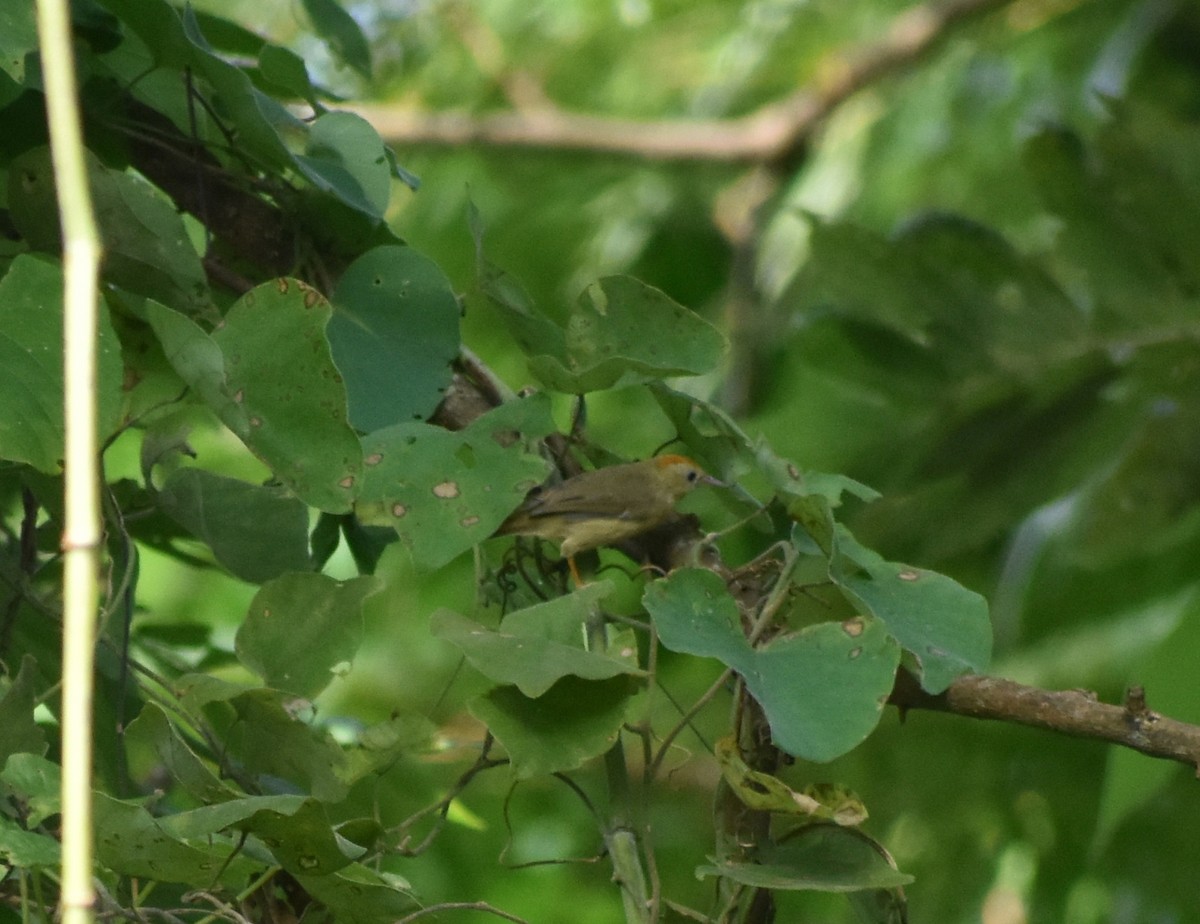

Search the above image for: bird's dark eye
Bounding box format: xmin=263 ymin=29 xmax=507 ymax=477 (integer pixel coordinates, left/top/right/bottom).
xmin=686 ymin=470 xmax=699 ymax=483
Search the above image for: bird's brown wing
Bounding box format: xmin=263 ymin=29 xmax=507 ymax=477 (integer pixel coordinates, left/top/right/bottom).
xmin=517 ymin=473 xmax=639 ymax=521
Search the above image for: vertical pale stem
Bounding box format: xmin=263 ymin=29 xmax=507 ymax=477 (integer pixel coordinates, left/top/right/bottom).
xmin=585 ymin=607 xmax=651 ymax=924
xmin=36 ymin=1 xmax=103 ymax=922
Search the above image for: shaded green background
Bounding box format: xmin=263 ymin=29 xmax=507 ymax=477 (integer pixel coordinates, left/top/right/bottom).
xmin=102 ymin=1 xmax=1200 ymax=921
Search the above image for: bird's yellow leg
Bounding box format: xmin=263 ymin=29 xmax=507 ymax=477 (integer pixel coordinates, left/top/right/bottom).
xmin=567 ymin=555 xmax=585 ymax=587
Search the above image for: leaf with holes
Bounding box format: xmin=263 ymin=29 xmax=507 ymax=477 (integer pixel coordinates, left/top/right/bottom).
xmin=834 ymin=528 xmax=991 ymax=693
xmin=149 ymin=281 xmax=363 ymax=513
xmin=356 ymin=395 xmax=554 ymax=569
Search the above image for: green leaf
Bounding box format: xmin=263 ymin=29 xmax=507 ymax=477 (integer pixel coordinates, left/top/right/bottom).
xmin=258 ymin=43 xmax=324 ymax=108
xmin=471 ymin=675 xmax=637 ymax=779
xmin=149 ymin=281 xmax=363 ymax=512
xmin=213 ymin=280 xmax=363 ymax=510
xmin=786 ymin=214 xmax=1087 ymax=382
xmin=188 ymin=686 xmax=351 ymax=802
xmin=9 ymin=146 xmax=212 ymax=317
xmin=1024 ymin=122 xmax=1192 ymax=328
xmin=0 ymin=66 xmax=23 ymax=109
xmin=834 ymin=529 xmax=991 ymax=693
xmin=175 ymin=673 xmax=253 ymax=711
xmin=296 ymin=863 xmax=417 ymax=924
xmin=157 ymin=468 xmax=313 ymax=583
xmin=115 ymin=0 xmax=384 ymax=219
xmin=431 ymin=583 xmax=641 ymax=697
xmin=751 ymin=619 xmax=900 ymax=762
xmin=236 ymin=573 xmax=380 ymax=699
xmin=644 ymin=569 xmax=901 ymax=761
xmin=91 ymin=157 xmax=212 ymax=316
xmin=749 ymin=438 xmax=880 ymax=559
xmin=649 ymin=382 xmax=756 ymax=475
xmin=225 ymin=692 xmax=351 ymax=802
xmin=155 ymin=795 xmax=305 ymax=839
xmin=143 ymin=299 xmax=230 ymax=410
xmin=893 ymin=213 xmax=1086 ymax=376
xmin=295 ymin=112 xmax=392 ymax=219
xmin=188 ymin=10 xmax=267 ymax=57
xmin=527 ymin=276 xmax=727 ymax=393
xmin=1098 ymin=104 xmax=1200 ymax=296
xmin=123 ymin=703 xmax=241 ymax=805
xmin=112 ymin=1 xmax=354 ymax=203
xmin=0 ymin=255 xmax=123 ymax=472
xmin=650 ymin=385 xmax=852 ymax=532
xmin=473 ymin=245 xmax=567 ymax=361
xmin=1061 ymin=376 xmax=1200 ymax=564
xmin=180 ymin=5 xmax=308 ymax=170
xmin=301 ymin=0 xmax=372 ymax=79
xmin=101 ymin=0 xmax=193 ymax=67
xmin=783 ymin=219 xmax=935 ymax=343
xmin=356 ymin=396 xmax=555 ymax=569
xmin=71 ymin=0 xmax=122 ymax=52
xmin=0 ymin=816 xmax=61 ymax=868
xmin=787 ymin=493 xmax=838 ymax=560
xmin=0 ymin=753 xmax=60 ymax=826
xmin=643 ymin=568 xmax=747 ymax=664
xmin=245 ymin=798 xmax=366 ymax=875
xmin=0 ymin=4 xmax=37 ymax=83
xmin=94 ymin=793 xmax=261 ymax=887
xmin=161 ymin=796 xmax=364 ymax=876
xmin=697 ymin=824 xmax=913 ymax=892
xmin=328 ymin=245 xmax=461 ymax=431
xmin=0 ymin=655 xmax=47 ymax=765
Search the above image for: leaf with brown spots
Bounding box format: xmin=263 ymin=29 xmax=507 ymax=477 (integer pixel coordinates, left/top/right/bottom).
xmin=150 ymin=280 xmax=363 ymax=512
xmin=356 ymin=394 xmax=555 ymax=569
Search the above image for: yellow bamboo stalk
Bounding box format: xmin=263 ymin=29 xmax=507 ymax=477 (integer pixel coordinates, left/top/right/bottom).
xmin=36 ymin=1 xmax=103 ymax=922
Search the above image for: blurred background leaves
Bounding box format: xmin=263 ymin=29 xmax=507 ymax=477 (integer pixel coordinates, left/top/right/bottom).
xmin=3 ymin=0 xmax=1199 ymax=921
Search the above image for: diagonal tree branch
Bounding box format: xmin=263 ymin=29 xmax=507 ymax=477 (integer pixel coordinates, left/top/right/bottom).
xmin=352 ymin=0 xmax=1015 ymax=166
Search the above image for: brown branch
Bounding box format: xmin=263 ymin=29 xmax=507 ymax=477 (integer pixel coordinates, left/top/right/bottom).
xmin=352 ymin=0 xmax=1014 ymax=166
xmin=118 ymin=102 xmax=298 ymax=280
xmin=891 ymin=672 xmax=1200 ymax=773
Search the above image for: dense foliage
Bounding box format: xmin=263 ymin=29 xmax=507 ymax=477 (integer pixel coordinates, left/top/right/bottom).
xmin=2 ymin=1 xmax=1200 ymax=923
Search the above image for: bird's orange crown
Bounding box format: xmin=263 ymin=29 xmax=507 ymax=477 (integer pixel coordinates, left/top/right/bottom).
xmin=654 ymin=453 xmax=696 ymax=468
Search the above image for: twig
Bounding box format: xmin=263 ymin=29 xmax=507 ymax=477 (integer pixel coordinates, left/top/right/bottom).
xmin=649 ymin=669 xmax=732 ymax=783
xmin=385 ymin=740 xmax=506 ymax=857
xmin=395 ymin=902 xmax=532 ymax=924
xmin=890 ymin=672 xmax=1200 ymax=773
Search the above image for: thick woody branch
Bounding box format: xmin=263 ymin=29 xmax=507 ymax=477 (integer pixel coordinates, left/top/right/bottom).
xmin=353 ymin=0 xmax=1013 ymax=166
xmin=891 ymin=672 xmax=1200 ymax=773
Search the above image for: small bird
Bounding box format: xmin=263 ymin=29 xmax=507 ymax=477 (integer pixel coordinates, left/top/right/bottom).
xmin=495 ymin=454 xmax=723 ymax=584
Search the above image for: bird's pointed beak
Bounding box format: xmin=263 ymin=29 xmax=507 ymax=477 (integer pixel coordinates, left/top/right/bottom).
xmin=701 ymin=473 xmax=727 ymax=488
